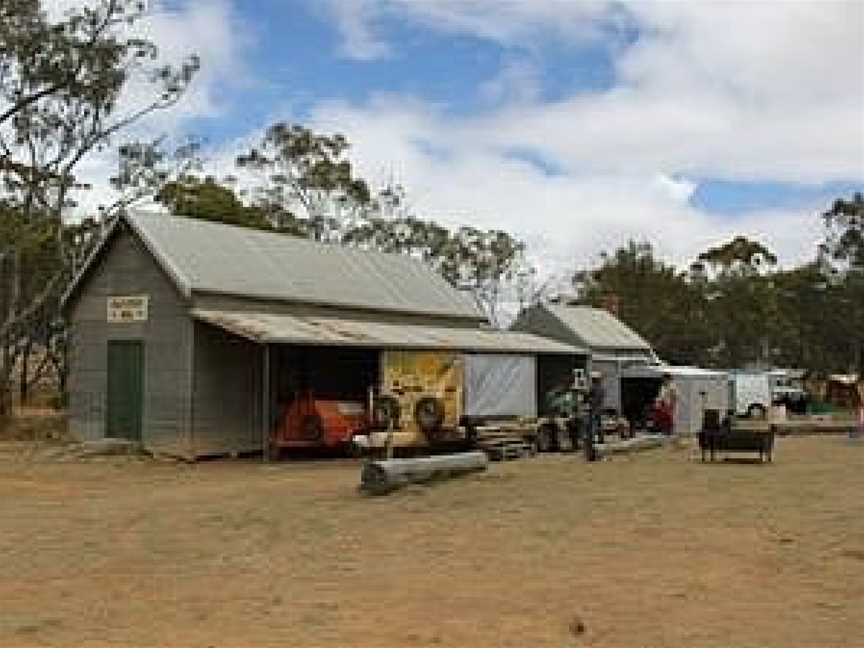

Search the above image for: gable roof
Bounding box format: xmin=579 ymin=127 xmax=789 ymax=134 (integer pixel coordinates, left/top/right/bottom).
xmin=544 ymin=305 xmax=654 ymax=352
xmin=64 ymin=211 xmax=485 ymax=321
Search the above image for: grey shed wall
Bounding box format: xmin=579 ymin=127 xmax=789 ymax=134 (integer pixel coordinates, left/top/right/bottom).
xmin=512 ymin=305 xmax=645 ymax=413
xmin=191 ymin=322 xmax=264 ymax=457
xmin=66 ymin=225 xmax=194 ymax=457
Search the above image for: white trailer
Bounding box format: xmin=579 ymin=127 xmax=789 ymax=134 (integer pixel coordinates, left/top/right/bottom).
xmin=622 ymin=365 xmax=730 ymax=436
xmin=730 ymin=371 xmax=772 ymax=418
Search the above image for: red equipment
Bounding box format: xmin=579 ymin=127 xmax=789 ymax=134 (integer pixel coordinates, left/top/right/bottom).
xmin=649 ymin=402 xmax=674 ymax=435
xmin=272 ymin=392 xmax=367 ymax=451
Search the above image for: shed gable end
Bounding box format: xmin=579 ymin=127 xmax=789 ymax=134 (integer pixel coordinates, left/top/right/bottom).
xmin=66 ymin=226 xmax=193 ymax=456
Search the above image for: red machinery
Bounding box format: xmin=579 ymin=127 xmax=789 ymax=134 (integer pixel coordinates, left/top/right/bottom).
xmin=272 ymin=392 xmax=368 ymax=452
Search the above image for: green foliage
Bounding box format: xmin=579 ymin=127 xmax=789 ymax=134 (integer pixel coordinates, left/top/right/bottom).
xmin=1 ymin=0 xmax=200 ymax=221
xmin=236 ymin=122 xmax=372 ymax=240
xmin=0 ymin=0 xmax=200 ymax=410
xmin=574 ymin=215 xmax=864 ymax=374
xmin=822 ymin=192 xmax=864 ymax=270
xmin=698 ymin=236 xmax=778 ymax=273
xmin=156 ymin=176 xmax=276 ymax=232
xmin=574 ymin=241 xmax=713 ymax=365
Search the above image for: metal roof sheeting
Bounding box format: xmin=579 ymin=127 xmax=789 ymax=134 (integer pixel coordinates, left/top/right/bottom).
xmin=125 ymin=212 xmax=484 ymax=320
xmin=546 ymin=305 xmax=653 ymax=351
xmin=192 ymin=310 xmax=586 ymax=354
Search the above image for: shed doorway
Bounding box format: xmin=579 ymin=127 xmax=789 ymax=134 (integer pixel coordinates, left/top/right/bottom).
xmin=269 ymin=346 xmax=380 ymax=452
xmin=106 ymin=340 xmax=144 ymax=441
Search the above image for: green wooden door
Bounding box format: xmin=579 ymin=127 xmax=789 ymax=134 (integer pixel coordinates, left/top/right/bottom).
xmin=106 ymin=341 xmax=144 ymax=441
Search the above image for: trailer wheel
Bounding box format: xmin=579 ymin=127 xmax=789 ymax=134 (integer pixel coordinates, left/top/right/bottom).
xmin=415 ymin=397 xmax=445 ymax=436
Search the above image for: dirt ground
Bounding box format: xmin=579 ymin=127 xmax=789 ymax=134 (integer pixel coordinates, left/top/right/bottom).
xmin=1 ymin=436 xmax=862 ymax=648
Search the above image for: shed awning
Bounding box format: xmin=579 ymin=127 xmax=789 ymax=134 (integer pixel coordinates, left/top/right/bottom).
xmin=192 ymin=310 xmax=585 ymax=355
xmin=622 ymin=365 xmax=728 ymax=379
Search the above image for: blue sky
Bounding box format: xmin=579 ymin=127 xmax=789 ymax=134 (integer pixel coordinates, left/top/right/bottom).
xmin=88 ymin=0 xmax=864 ymax=274
xmin=191 ymin=0 xmax=625 ymax=139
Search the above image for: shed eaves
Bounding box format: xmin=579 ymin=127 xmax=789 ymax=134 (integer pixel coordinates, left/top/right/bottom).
xmin=546 ymin=305 xmax=653 ymax=351
xmin=622 ymin=365 xmax=728 ymax=379
xmin=122 ymin=212 xmax=484 ymax=320
xmin=193 ymin=310 xmax=586 ymax=354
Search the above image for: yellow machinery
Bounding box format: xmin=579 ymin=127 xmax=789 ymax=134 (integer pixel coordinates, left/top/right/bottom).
xmin=379 ymin=351 xmax=464 ymax=447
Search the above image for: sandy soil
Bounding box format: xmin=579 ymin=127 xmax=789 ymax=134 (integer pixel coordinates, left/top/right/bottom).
xmin=1 ymin=436 xmax=862 ymax=648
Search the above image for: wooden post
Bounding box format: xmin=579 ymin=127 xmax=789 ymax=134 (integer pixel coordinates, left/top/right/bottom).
xmin=262 ymin=343 xmax=272 ymax=461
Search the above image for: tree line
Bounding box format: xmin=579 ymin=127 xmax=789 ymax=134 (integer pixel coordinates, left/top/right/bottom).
xmin=0 ymin=1 xmax=861 ymax=414
xmin=574 ymin=196 xmax=864 ymax=374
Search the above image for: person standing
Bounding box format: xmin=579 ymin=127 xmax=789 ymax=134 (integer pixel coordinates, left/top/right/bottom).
xmin=585 ymin=372 xmax=605 ymax=461
xmin=655 ymin=373 xmax=679 ymax=436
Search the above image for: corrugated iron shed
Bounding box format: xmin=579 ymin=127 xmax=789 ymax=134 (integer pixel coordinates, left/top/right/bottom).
xmin=193 ymin=310 xmax=586 ymax=354
xmin=65 ymin=211 xmax=484 ymax=321
xmin=544 ymin=305 xmax=652 ymax=351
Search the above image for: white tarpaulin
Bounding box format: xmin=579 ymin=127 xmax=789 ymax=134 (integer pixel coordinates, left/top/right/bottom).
xmin=464 ymin=354 xmax=537 ymax=417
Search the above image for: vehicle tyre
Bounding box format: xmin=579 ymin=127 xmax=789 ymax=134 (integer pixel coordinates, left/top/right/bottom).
xmin=747 ymin=404 xmax=767 ymax=420
xmin=415 ymin=396 xmax=445 ymax=436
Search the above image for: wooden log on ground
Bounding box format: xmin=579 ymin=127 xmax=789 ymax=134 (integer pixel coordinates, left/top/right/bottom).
xmin=360 ymin=451 xmax=489 ymax=495
xmin=594 ymin=435 xmax=665 ymax=458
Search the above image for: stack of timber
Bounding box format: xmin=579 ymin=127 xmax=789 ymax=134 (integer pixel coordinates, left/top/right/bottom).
xmin=360 ymin=452 xmax=489 ymax=495
xmin=472 ymin=424 xmax=536 ymax=461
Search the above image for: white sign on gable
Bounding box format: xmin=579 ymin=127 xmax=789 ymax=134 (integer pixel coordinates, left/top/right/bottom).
xmin=107 ymin=295 xmax=149 ymax=323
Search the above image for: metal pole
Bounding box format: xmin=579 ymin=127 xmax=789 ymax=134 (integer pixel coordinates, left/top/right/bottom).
xmin=262 ymin=343 xmax=271 ymax=461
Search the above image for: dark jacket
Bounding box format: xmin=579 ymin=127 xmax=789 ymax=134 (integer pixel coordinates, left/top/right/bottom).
xmin=589 ymin=383 xmax=606 ymax=413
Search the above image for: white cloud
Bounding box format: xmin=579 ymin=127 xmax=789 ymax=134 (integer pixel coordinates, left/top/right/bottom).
xmin=478 ymin=59 xmax=543 ymax=106
xmin=326 ymin=0 xmax=625 ymax=59
xmin=324 ymin=0 xmax=392 ymax=60
xmin=61 ymin=0 xmax=863 ymax=281
xmin=304 ymin=0 xmax=862 ymax=277
xmin=305 ymin=92 xmax=846 ymax=277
